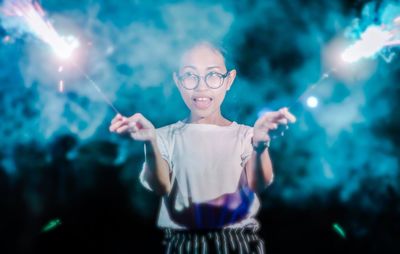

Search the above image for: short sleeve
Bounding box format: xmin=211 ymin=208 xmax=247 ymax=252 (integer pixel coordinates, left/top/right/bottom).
xmin=139 ymin=128 xmax=172 ymax=191
xmin=240 ymin=126 xmax=254 ymax=168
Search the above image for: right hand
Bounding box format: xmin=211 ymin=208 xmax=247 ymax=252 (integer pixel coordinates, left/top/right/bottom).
xmin=109 ymin=113 xmax=156 ymax=142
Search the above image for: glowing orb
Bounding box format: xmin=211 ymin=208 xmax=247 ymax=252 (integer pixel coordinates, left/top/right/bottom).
xmin=306 ymin=96 xmax=319 ymax=108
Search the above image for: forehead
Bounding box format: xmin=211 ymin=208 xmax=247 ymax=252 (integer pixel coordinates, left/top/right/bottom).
xmin=179 ymin=44 xmax=226 ymax=70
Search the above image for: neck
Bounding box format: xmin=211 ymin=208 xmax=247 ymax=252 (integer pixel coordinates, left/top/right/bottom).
xmin=189 ymin=109 xmax=230 ymax=125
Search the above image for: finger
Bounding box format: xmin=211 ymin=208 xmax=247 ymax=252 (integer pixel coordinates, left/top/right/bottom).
xmin=128 ymin=113 xmax=153 ymax=129
xmin=110 ymin=120 xmax=126 ymax=131
xmin=257 ymin=114 xmax=288 ymax=129
xmin=110 ymin=115 xmax=127 ymax=129
xmin=128 ymin=121 xmax=136 ymax=129
xmin=130 ymin=131 xmax=147 ymax=141
xmin=135 ymin=117 xmax=150 ymax=129
xmin=128 ymin=122 xmax=139 ymax=133
xmin=127 ymin=113 xmax=143 ymax=121
xmin=109 ymin=119 xmax=128 ymax=132
xmin=261 ymin=122 xmax=278 ymax=130
xmin=255 ymin=111 xmax=282 ymax=126
xmin=279 ymin=107 xmax=296 ymax=123
xmin=116 ymin=125 xmax=130 ymax=134
xmin=276 ymin=118 xmax=288 ymax=125
xmin=111 ymin=114 xmax=124 ymax=124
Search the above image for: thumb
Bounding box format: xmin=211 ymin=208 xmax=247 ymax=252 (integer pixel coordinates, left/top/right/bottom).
xmin=129 ymin=114 xmax=154 ymax=129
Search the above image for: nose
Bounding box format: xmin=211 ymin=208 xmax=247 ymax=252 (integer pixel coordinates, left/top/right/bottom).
xmin=195 ymin=76 xmax=209 ymax=91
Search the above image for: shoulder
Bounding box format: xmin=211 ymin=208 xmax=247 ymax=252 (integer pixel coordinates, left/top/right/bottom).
xmin=155 ymin=121 xmax=183 ymax=139
xmin=235 ymin=122 xmax=253 ymax=136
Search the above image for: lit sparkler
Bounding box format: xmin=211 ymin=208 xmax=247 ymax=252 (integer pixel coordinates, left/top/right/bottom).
xmin=268 ymin=69 xmax=335 ymax=140
xmin=1 ymin=0 xmax=78 ymax=59
xmin=270 ymin=17 xmax=400 ymax=139
xmin=1 ymin=0 xmax=121 ymax=114
xmin=342 ymin=17 xmax=400 ymax=63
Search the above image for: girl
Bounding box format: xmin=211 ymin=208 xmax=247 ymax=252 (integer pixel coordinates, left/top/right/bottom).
xmin=109 ymin=41 xmax=296 ymax=254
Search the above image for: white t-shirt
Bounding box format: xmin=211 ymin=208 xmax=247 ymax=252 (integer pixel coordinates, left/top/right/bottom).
xmin=140 ymin=120 xmax=266 ymax=230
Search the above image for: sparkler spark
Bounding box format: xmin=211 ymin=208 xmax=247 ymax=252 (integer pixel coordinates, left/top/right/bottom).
xmin=341 ymin=18 xmax=400 ymax=63
xmin=2 ymin=35 xmax=11 ymax=43
xmin=1 ymin=0 xmax=121 ymax=115
xmin=58 ymin=79 xmax=64 ymax=93
xmin=341 ymin=26 xmax=393 ymax=63
xmin=1 ymin=0 xmax=79 ymax=59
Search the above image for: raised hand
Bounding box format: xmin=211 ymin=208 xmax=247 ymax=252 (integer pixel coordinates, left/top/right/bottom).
xmin=109 ymin=113 xmax=156 ymax=142
xmin=252 ymin=107 xmax=296 ymax=149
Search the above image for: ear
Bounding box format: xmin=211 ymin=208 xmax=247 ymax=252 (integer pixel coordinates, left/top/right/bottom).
xmin=173 ymin=72 xmax=179 ymax=88
xmin=226 ymin=69 xmax=236 ymax=91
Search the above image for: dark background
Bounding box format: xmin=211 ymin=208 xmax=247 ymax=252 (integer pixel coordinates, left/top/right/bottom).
xmin=0 ymin=0 xmax=399 ymax=253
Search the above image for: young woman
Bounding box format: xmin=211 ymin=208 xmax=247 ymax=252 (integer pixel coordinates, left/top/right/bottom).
xmin=109 ymin=41 xmax=296 ymax=253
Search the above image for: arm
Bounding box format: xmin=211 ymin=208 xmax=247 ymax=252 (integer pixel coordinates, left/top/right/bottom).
xmin=245 ymin=143 xmax=273 ymax=193
xmin=245 ymin=107 xmax=296 ymax=193
xmin=142 ymin=138 xmax=172 ymax=195
xmin=109 ymin=113 xmax=171 ymax=195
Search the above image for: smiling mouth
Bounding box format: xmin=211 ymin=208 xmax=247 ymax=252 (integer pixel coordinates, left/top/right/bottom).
xmin=193 ymin=97 xmax=213 ymax=102
xmin=192 ymin=97 xmax=213 ymax=109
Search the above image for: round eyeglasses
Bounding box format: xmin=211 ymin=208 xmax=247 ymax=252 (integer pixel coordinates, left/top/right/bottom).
xmin=177 ymin=71 xmax=230 ymax=90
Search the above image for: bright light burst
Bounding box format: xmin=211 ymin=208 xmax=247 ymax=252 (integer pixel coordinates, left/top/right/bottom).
xmin=1 ymin=0 xmax=120 ymax=114
xmin=1 ymin=0 xmax=79 ymax=59
xmin=341 ymin=19 xmax=400 ymax=63
xmin=341 ymin=26 xmax=393 ymax=63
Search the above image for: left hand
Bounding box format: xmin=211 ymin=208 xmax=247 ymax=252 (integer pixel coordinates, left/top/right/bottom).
xmin=252 ymin=107 xmax=296 ymax=149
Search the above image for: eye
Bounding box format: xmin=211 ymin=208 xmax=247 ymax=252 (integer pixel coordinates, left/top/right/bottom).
xmin=208 ymin=72 xmax=223 ymax=77
xmin=181 ymin=72 xmax=196 ymax=78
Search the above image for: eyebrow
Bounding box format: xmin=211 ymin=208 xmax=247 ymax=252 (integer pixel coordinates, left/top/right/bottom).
xmin=181 ymin=65 xmax=223 ymax=70
xmin=207 ymin=66 xmax=223 ymax=70
xmin=181 ymin=65 xmax=196 ymax=70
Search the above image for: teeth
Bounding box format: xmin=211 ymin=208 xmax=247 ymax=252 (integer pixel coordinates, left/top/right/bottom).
xmin=194 ymin=97 xmax=211 ymax=101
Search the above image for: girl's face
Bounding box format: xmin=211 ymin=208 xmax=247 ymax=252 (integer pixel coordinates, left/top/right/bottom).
xmin=173 ymin=43 xmax=236 ymax=120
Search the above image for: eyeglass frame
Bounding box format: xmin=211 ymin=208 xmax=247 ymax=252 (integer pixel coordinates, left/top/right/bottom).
xmin=175 ymin=71 xmax=231 ymax=90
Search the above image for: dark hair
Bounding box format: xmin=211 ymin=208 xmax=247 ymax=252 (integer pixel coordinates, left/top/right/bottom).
xmin=175 ymin=40 xmax=235 ymax=71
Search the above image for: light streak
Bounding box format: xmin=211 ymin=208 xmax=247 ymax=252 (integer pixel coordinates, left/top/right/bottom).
xmin=1 ymin=0 xmax=121 ymax=114
xmin=2 ymin=0 xmax=79 ymax=59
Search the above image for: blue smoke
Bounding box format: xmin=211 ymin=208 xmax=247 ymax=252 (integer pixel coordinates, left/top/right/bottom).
xmin=0 ymin=0 xmax=399 ymax=226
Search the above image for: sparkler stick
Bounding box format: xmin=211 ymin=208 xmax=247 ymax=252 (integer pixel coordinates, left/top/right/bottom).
xmin=269 ymin=68 xmax=336 ymax=140
xmin=288 ymin=68 xmax=336 ymax=110
xmin=71 ymin=62 xmax=121 ymax=115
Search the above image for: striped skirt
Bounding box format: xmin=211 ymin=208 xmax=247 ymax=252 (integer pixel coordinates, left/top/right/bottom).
xmin=163 ymin=227 xmax=265 ymax=254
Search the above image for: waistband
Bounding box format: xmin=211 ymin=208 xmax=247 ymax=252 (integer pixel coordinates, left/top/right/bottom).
xmin=163 ymin=226 xmax=258 ymax=236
